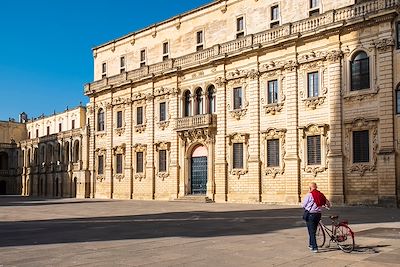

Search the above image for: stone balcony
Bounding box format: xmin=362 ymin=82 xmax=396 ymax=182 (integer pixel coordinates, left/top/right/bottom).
xmin=175 ymin=114 xmax=217 ymax=131
xmin=84 ymin=0 xmax=399 ymax=96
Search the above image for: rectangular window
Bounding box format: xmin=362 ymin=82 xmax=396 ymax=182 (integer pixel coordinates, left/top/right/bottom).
xmin=309 ymin=0 xmax=320 ymax=16
xmin=116 ymin=154 xmax=123 ymax=174
xmin=116 ymin=111 xmax=123 ymax=128
xmin=160 ymin=102 xmax=166 ymax=122
xmin=136 ymin=152 xmax=144 ymax=173
xmin=310 ymin=0 xmax=319 ymax=8
xmin=98 ymin=155 xmax=104 ymax=175
xmin=236 ymin=17 xmax=245 ymax=38
xmin=397 ymin=22 xmax=400 ymax=50
xmin=47 ymin=126 xmax=50 ymax=136
xmin=233 ymin=87 xmax=243 ymax=110
xmin=307 ymin=136 xmax=321 ymax=165
xmin=101 ymin=63 xmax=107 ymax=78
xmin=307 ymin=72 xmax=319 ymax=98
xmin=268 ymin=80 xmax=279 ymax=104
xmin=353 ymin=130 xmax=370 ymax=163
xmin=140 ymin=49 xmax=146 ymax=67
xmin=163 ymin=42 xmax=169 ymax=61
xmin=28 ymin=132 xmax=31 ymax=139
xmin=120 ymin=56 xmax=126 ymax=73
xmin=137 ymin=107 xmax=143 ymax=125
xmin=196 ymin=31 xmax=204 ymax=51
xmin=271 ymin=5 xmax=279 ymax=21
xmin=267 ymin=139 xmax=280 ymax=167
xmin=233 ymin=143 xmax=244 ymax=169
xmin=59 ymin=123 xmax=62 ymax=132
xmin=159 ymin=150 xmax=167 ymax=172
xmin=397 ymin=90 xmax=400 ymax=114
xmin=72 ymin=120 xmax=75 ymax=130
xmin=36 ymin=129 xmax=39 ymax=138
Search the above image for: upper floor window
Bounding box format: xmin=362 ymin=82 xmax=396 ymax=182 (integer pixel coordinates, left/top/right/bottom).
xmin=28 ymin=132 xmax=31 ymax=139
xmin=353 ymin=130 xmax=369 ymax=163
xmin=307 ymin=135 xmax=321 ymax=165
xmin=47 ymin=126 xmax=50 ymax=136
xmin=267 ymin=139 xmax=280 ymax=167
xmin=36 ymin=129 xmax=39 ymax=138
xmin=236 ymin=16 xmax=245 ymax=38
xmin=136 ymin=152 xmax=144 ymax=173
xmin=72 ymin=120 xmax=75 ymax=130
xmin=160 ymin=102 xmax=167 ymax=121
xmin=101 ymin=63 xmax=107 ymax=78
xmin=309 ymin=0 xmax=320 ymax=16
xmin=270 ymin=5 xmax=280 ymax=28
xmin=59 ymin=123 xmax=62 ymax=132
xmin=97 ymin=109 xmax=105 ymax=131
xmin=233 ymin=87 xmax=243 ymax=109
xmin=233 ymin=143 xmax=244 ymax=169
xmin=159 ymin=150 xmax=167 ymax=172
xmin=268 ymin=80 xmax=278 ymax=104
xmin=396 ymin=85 xmax=400 ymax=114
xmin=137 ymin=107 xmax=144 ymax=125
xmin=307 ymin=72 xmax=319 ymax=97
xmin=350 ymin=51 xmax=370 ymax=91
xmin=397 ymin=22 xmax=400 ymax=49
xmin=163 ymin=42 xmax=169 ymax=61
xmin=116 ymin=111 xmax=123 ymax=128
xmin=98 ymin=155 xmax=104 ymax=175
xmin=195 ymin=88 xmax=203 ymax=115
xmin=184 ymin=90 xmax=192 ymax=117
xmin=120 ymin=56 xmax=126 ymax=73
xmin=207 ymin=85 xmax=216 ymax=114
xmin=116 ymin=154 xmax=123 ymax=174
xmin=196 ymin=31 xmax=204 ymax=51
xmin=140 ymin=49 xmax=146 ymax=67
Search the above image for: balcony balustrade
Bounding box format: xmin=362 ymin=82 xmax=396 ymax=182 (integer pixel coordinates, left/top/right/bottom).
xmin=175 ymin=114 xmax=217 ymax=131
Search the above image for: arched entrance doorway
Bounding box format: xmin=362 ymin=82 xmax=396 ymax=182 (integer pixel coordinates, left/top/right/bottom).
xmin=0 ymin=181 xmax=6 ymax=195
xmin=190 ymin=145 xmax=208 ymax=195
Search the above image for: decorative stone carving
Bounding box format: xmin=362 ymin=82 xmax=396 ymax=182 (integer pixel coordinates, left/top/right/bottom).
xmin=134 ymin=173 xmax=145 ymax=181
xmin=178 ymin=128 xmax=214 ymax=144
xmin=133 ymin=144 xmax=147 ymax=180
xmin=114 ymin=173 xmax=124 ymax=181
xmin=373 ymin=38 xmax=394 ymax=52
xmin=263 ymin=104 xmax=284 ymax=115
xmin=214 ymin=77 xmax=227 ymax=87
xmin=157 ymin=121 xmax=170 ymax=130
xmin=247 ymin=69 xmax=259 ymax=80
xmin=134 ymin=124 xmax=146 ymax=133
xmin=344 ymin=118 xmax=378 ymax=176
xmin=229 ymin=108 xmax=248 ymax=120
xmin=283 ymin=60 xmax=298 ymax=72
xmin=115 ymin=127 xmax=125 ymax=136
xmin=226 ymin=69 xmax=247 ymax=80
xmin=227 ymin=133 xmax=250 ymax=179
xmin=326 ymin=50 xmax=343 ymax=62
xmin=112 ymin=143 xmax=126 ymax=155
xmin=299 ymin=63 xmax=328 ymax=110
xmin=157 ymin=172 xmax=169 ymax=181
xmin=262 ymin=128 xmax=286 ymax=178
xmin=343 ymin=89 xmax=379 ymax=102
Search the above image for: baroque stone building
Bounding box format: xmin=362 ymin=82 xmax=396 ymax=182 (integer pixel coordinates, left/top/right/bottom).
xmin=82 ymin=0 xmax=400 ymax=206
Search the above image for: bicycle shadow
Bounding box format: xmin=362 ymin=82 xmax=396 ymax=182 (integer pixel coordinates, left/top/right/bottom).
xmin=317 ymin=244 xmax=391 ymax=254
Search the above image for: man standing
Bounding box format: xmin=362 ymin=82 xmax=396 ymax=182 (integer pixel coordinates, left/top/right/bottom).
xmin=302 ymin=182 xmax=331 ymax=253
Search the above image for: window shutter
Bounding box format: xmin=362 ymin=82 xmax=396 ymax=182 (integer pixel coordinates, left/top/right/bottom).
xmin=233 ymin=143 xmax=244 ymax=169
xmin=160 ymin=102 xmax=166 ymax=121
xmin=353 ymin=130 xmax=369 ymax=163
xmin=159 ymin=150 xmax=167 ymax=172
xmin=267 ymin=139 xmax=280 ymax=167
xmin=136 ymin=152 xmax=144 ymax=173
xmin=98 ymin=155 xmax=104 ymax=175
xmin=137 ymin=107 xmax=143 ymax=125
xmin=307 ymin=136 xmax=321 ymax=165
xmin=116 ymin=154 xmax=123 ymax=174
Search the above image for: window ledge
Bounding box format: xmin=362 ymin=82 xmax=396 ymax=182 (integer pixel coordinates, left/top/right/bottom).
xmin=115 ymin=127 xmax=125 ymax=136
xmin=302 ymin=96 xmax=326 ymax=110
xmin=230 ymin=108 xmax=248 ymax=120
xmin=263 ymin=103 xmax=284 ymax=115
xmin=134 ymin=124 xmax=146 ymax=133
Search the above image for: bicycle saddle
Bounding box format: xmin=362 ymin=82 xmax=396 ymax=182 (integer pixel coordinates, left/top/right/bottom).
xmin=329 ymin=215 xmax=339 ymax=220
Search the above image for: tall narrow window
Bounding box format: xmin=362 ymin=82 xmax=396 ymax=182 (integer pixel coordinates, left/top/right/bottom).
xmin=233 ymin=143 xmax=244 ymax=169
xmin=101 ymin=63 xmax=107 ymax=78
xmin=140 ymin=49 xmax=146 ymax=67
xmin=47 ymin=126 xmax=50 ymax=136
xmin=98 ymin=155 xmax=104 ymax=175
xmin=268 ymin=80 xmax=279 ymax=104
xmin=195 ymin=88 xmax=203 ymax=115
xmin=207 ymin=85 xmax=216 ymax=114
xmin=309 ymin=0 xmax=320 ymax=16
xmin=397 ymin=22 xmax=400 ymax=50
xmin=353 ymin=130 xmax=370 ymax=163
xmin=116 ymin=154 xmax=123 ymax=174
xmin=308 ymin=72 xmax=319 ymax=98
xmin=196 ymin=31 xmax=204 ymax=51
xmin=184 ymin=91 xmax=191 ymax=117
xmin=137 ymin=107 xmax=143 ymax=125
xmin=351 ymin=51 xmax=370 ymax=91
xmin=267 ymin=139 xmax=280 ymax=167
xmin=159 ymin=150 xmax=167 ymax=172
xmin=120 ymin=56 xmax=126 ymax=73
xmin=28 ymin=132 xmax=31 ymax=139
xmin=236 ymin=17 xmax=245 ymax=38
xmin=160 ymin=102 xmax=166 ymax=122
xmin=97 ymin=109 xmax=105 ymax=131
xmin=59 ymin=123 xmax=62 ymax=132
xmin=307 ymin=135 xmax=321 ymax=165
xmin=36 ymin=129 xmax=39 ymax=138
xmin=116 ymin=111 xmax=123 ymax=128
xmin=136 ymin=152 xmax=144 ymax=173
xmin=71 ymin=120 xmax=75 ymax=130
xmin=233 ymin=87 xmax=243 ymax=110
xmin=163 ymin=42 xmax=169 ymax=61
xmin=396 ymin=87 xmax=400 ymax=114
xmin=270 ymin=5 xmax=280 ymax=28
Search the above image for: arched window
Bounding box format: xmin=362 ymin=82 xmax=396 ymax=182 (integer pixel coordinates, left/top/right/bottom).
xmin=184 ymin=91 xmax=192 ymax=117
xmin=351 ymin=51 xmax=370 ymax=91
xmin=73 ymin=140 xmax=80 ymax=163
xmin=207 ymin=85 xmax=216 ymax=114
xmin=195 ymin=88 xmax=203 ymax=115
xmin=97 ymin=108 xmax=105 ymax=131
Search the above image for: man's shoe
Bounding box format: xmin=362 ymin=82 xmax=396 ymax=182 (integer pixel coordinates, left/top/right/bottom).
xmin=311 ymin=249 xmax=318 ymax=253
xmin=308 ymin=246 xmax=313 ymax=250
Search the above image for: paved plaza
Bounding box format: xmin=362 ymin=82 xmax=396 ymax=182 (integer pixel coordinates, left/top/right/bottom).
xmin=0 ymin=196 xmax=399 ymax=267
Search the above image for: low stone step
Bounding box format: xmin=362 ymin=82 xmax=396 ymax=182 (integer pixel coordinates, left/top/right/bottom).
xmin=173 ymin=195 xmax=214 ymax=203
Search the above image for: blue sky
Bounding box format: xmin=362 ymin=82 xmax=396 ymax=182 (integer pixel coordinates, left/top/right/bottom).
xmin=0 ymin=0 xmax=211 ymax=121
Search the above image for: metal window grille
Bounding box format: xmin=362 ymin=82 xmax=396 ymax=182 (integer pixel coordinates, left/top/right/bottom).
xmin=136 ymin=152 xmax=144 ymax=173
xmin=353 ymin=130 xmax=370 ymax=163
xmin=267 ymin=139 xmax=280 ymax=167
xmin=98 ymin=155 xmax=104 ymax=175
xmin=233 ymin=143 xmax=244 ymax=169
xmin=117 ymin=111 xmax=123 ymax=128
xmin=160 ymin=102 xmax=166 ymax=121
xmin=159 ymin=150 xmax=167 ymax=172
xmin=116 ymin=154 xmax=123 ymax=174
xmin=307 ymin=135 xmax=321 ymax=165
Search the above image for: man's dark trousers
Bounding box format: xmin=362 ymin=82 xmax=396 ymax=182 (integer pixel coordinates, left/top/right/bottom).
xmin=306 ymin=212 xmax=322 ymax=250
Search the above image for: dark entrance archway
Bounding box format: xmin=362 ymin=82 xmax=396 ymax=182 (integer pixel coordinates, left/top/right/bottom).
xmin=0 ymin=181 xmax=6 ymax=195
xmin=190 ymin=146 xmax=208 ymax=195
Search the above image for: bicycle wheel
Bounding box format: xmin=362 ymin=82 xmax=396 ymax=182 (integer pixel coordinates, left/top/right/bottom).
xmin=316 ymin=222 xmax=326 ymax=248
xmin=335 ymin=224 xmax=355 ymax=253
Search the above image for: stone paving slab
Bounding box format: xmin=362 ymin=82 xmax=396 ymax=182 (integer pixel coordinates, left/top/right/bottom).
xmin=0 ymin=196 xmax=399 ymax=267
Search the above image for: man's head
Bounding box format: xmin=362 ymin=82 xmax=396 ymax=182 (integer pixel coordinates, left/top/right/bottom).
xmin=309 ymin=182 xmax=317 ymax=191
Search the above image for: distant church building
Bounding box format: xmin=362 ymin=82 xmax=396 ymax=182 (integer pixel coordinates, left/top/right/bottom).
xmin=5 ymin=0 xmax=400 ymax=206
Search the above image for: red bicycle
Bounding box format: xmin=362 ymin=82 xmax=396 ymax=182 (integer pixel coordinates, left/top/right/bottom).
xmin=316 ymin=215 xmax=355 ymax=253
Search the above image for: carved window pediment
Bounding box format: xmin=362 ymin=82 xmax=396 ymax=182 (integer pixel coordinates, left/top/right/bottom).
xmin=227 ymin=133 xmax=250 ymax=179
xmin=262 ymin=128 xmax=286 ymax=178
xmin=299 ymin=62 xmax=328 ymax=109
